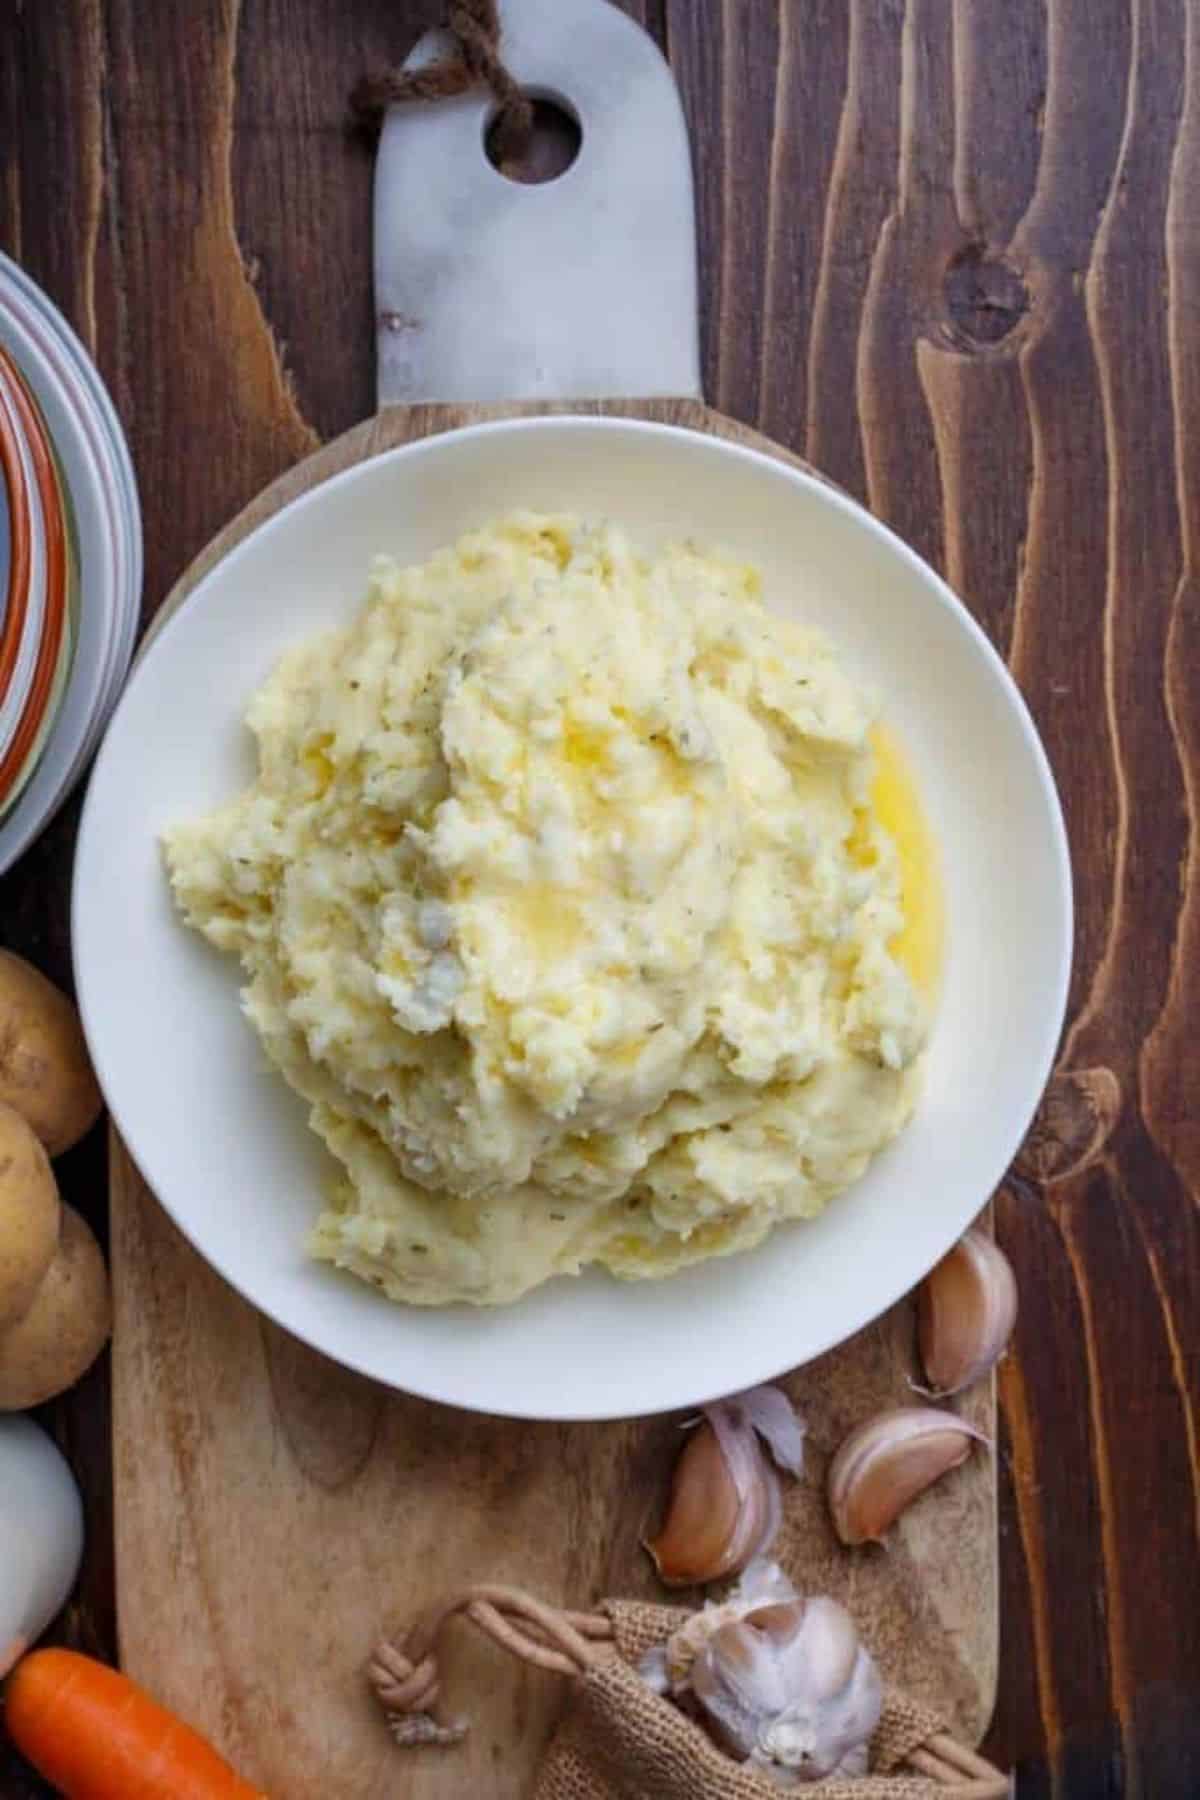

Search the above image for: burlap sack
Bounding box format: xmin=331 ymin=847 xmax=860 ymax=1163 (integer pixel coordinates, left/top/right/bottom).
xmin=535 ymin=1600 xmax=964 ymax=1799
xmin=370 ymin=1587 xmax=1008 ymax=1799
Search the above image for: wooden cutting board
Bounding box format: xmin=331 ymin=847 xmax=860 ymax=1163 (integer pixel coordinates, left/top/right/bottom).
xmin=111 ymin=397 xmax=996 ymax=1800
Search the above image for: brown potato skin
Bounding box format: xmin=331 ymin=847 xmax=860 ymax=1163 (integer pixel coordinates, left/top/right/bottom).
xmin=0 ymin=950 xmax=104 ymax=1155
xmin=0 ymin=1100 xmax=60 ymax=1334
xmin=0 ymin=1203 xmax=111 ymax=1408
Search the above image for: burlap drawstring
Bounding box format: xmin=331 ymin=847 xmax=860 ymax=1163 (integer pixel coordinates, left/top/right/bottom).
xmin=369 ymin=1583 xmax=614 ymax=1746
xmin=368 ymin=1584 xmax=1010 ymax=1798
xmin=351 ymin=0 xmax=533 ymax=163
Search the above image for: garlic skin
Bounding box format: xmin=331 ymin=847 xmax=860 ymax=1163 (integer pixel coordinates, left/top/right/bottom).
xmin=646 ymin=1385 xmax=805 ymax=1586
xmin=827 ymin=1406 xmax=988 ymax=1546
xmin=917 ymin=1229 xmax=1017 ymax=1396
xmin=688 ymin=1582 xmax=883 ymax=1784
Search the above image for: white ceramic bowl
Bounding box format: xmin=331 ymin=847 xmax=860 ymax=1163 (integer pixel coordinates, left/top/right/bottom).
xmin=0 ymin=253 xmax=141 ymax=873
xmin=3 ymin=254 xmax=142 ymax=744
xmin=73 ymin=419 xmax=1072 ymax=1420
xmin=0 ymin=348 xmax=73 ymax=817
xmin=0 ymin=367 xmax=41 ymax=759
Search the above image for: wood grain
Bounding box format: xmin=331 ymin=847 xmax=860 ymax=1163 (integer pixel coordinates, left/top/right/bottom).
xmin=1 ymin=0 xmax=1198 ymax=1794
xmin=113 ymin=397 xmax=995 ymax=1797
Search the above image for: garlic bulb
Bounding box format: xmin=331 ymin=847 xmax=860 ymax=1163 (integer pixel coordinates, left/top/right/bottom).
xmin=646 ymin=1385 xmax=805 ymax=1586
xmin=827 ymin=1406 xmax=988 ymax=1545
xmin=917 ymin=1229 xmax=1017 ymax=1396
xmin=643 ymin=1560 xmax=882 ymax=1785
xmin=643 ymin=1557 xmax=798 ymax=1695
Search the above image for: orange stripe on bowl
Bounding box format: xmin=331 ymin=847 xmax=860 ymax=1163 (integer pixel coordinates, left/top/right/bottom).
xmin=0 ymin=347 xmax=68 ymax=802
xmin=0 ymin=370 xmax=32 ymax=715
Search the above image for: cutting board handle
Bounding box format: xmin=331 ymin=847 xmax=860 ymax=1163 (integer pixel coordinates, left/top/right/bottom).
xmin=373 ymin=0 xmax=701 ymax=407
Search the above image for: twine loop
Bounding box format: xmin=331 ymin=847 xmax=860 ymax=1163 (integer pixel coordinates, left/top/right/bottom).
xmin=369 ymin=1583 xmax=614 ymax=1745
xmin=352 ymin=0 xmax=533 ymax=163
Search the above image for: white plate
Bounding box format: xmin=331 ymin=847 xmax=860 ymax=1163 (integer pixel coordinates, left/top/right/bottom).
xmin=73 ymin=419 xmax=1072 ymax=1420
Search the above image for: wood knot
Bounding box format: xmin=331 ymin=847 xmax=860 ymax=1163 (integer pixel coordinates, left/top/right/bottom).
xmin=261 ymin=1322 xmax=383 ymax=1491
xmin=940 ymin=246 xmax=1031 ymax=351
xmin=1014 ymin=1066 xmax=1122 ymax=1185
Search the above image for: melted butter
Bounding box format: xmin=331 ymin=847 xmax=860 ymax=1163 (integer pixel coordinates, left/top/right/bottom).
xmin=508 ymin=883 xmax=583 ymax=959
xmin=301 ymin=731 xmax=337 ymax=796
xmin=867 ymin=724 xmax=944 ymax=997
xmin=563 ymin=721 xmax=612 ymax=772
xmin=531 ymin=522 xmax=574 ymax=570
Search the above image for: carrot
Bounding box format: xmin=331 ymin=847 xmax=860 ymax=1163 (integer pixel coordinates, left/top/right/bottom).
xmin=5 ymin=1648 xmax=267 ymax=1799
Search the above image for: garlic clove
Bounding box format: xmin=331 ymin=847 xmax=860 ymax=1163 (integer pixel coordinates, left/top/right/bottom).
xmin=743 ymin=1600 xmax=805 ymax=1649
xmin=827 ymin=1406 xmax=988 ymax=1545
xmin=645 ymin=1419 xmax=742 ymax=1584
xmin=720 ymin=1458 xmax=780 ymax=1580
xmin=646 ymin=1388 xmax=804 ymax=1588
xmin=700 ymin=1618 xmax=789 ymax=1730
xmin=790 ymin=1597 xmax=860 ymax=1702
xmin=691 ymin=1631 xmax=766 ymax=1760
xmin=917 ymin=1228 xmax=1018 ymax=1397
xmin=709 ymin=1618 xmax=779 ymax=1697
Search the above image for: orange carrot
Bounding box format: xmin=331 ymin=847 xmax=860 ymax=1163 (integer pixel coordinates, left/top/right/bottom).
xmin=5 ymin=1649 xmax=267 ymax=1799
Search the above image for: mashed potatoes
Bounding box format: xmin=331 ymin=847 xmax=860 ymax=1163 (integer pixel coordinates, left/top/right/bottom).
xmin=164 ymin=515 xmax=934 ymax=1305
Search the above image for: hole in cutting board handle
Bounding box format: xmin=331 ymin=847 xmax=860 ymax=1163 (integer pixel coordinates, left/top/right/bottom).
xmin=484 ymin=91 xmax=582 ymax=185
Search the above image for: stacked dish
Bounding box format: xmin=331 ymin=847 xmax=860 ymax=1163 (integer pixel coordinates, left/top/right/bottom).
xmin=0 ymin=251 xmax=141 ymax=875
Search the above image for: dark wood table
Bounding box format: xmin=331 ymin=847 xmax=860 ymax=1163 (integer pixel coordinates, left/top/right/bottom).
xmin=3 ymin=3 xmax=1198 ymax=1794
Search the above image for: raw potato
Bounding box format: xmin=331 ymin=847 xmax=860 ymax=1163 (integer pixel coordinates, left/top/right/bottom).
xmin=0 ymin=1100 xmax=60 ymax=1334
xmin=0 ymin=950 xmax=103 ymax=1156
xmin=0 ymin=1204 xmax=110 ymax=1409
